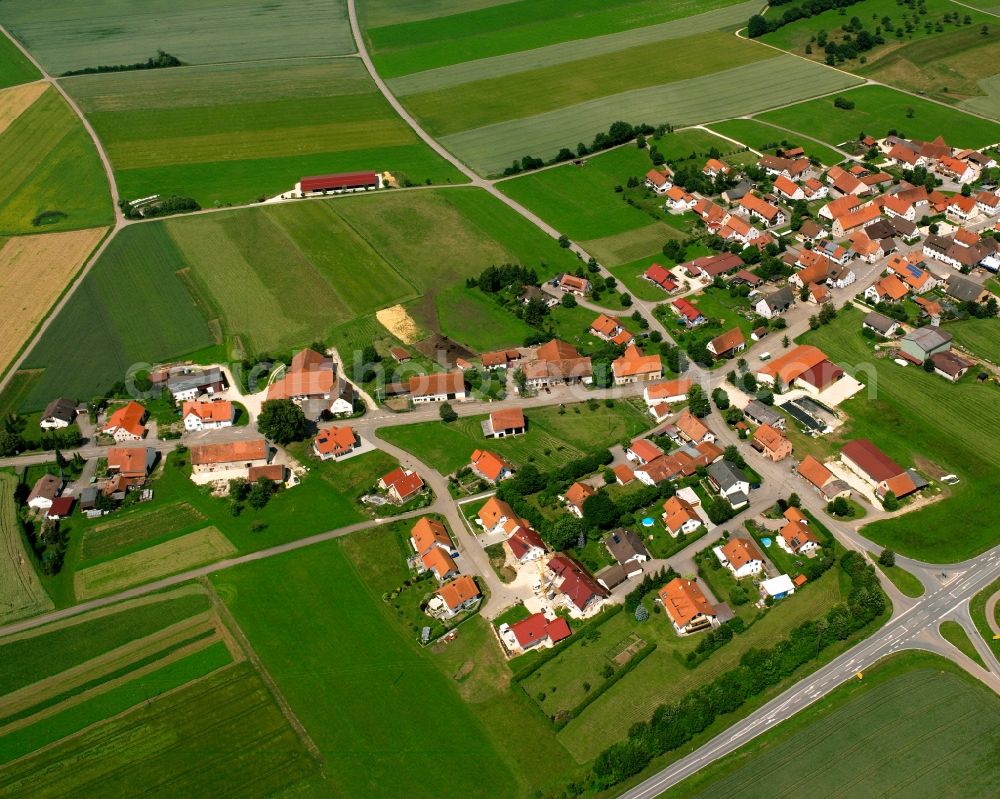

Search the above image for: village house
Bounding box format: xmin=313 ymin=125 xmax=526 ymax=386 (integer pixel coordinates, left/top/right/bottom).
xmin=832 ymin=203 xmax=881 ymax=237
xmin=523 ymin=339 xmax=593 ymax=388
xmin=645 ymin=168 xmax=673 ymax=194
xmin=470 ymin=449 xmax=514 ymax=484
xmin=483 ymin=407 xmax=526 ymax=438
xmin=662 ymin=495 xmax=703 ymax=537
xmin=481 ymin=349 xmax=522 ymax=370
xmin=929 ymin=350 xmax=972 ymax=382
xmin=717 ymin=213 xmax=760 ymax=246
xmin=627 ymin=438 xmax=664 ymax=465
xmin=801 ymin=178 xmax=829 ymax=201
xmin=642 ymin=263 xmax=679 ymax=293
xmin=39 ymin=398 xmax=78 ymax=430
xmin=478 ymin=496 xmax=522 ymax=535
xmin=840 ymin=439 xmax=918 ymax=501
xmin=102 ymin=401 xmax=147 ymax=442
xmin=500 ymin=613 xmax=572 ymax=654
xmin=659 ymin=578 xmax=717 ymax=635
xmin=665 ymin=185 xmax=697 ymax=212
xmin=707 ymin=327 xmax=745 ymax=359
xmin=379 ymin=467 xmax=425 ymax=503
xmin=612 ymin=344 xmax=663 ymax=385
xmin=107 ymin=446 xmax=156 ymax=483
xmin=707 ymin=460 xmax=750 ymax=509
xmin=826 ymin=165 xmax=867 ymax=196
xmin=27 ymin=474 xmax=62 ymax=511
xmin=946 ymin=274 xmax=990 ymax=304
xmin=190 ymin=439 xmax=270 ymax=479
xmin=714 ymin=537 xmax=765 ymax=579
xmin=556 ymin=273 xmax=591 ymax=296
xmin=885 ymin=253 xmax=936 ymax=293
xmin=773 ymin=175 xmax=804 ymax=202
xmin=547 ymin=555 xmax=608 ymax=616
xmin=751 ymin=423 xmax=792 ymax=462
xmin=643 ymin=377 xmax=692 ymax=407
xmin=865 ymin=275 xmax=909 ymax=304
xmin=862 ymin=311 xmax=900 ymax=338
xmin=947 ymin=194 xmax=978 ymax=222
xmin=564 ymin=481 xmax=596 ymax=517
xmin=848 ymin=231 xmax=883 ymax=264
xmin=421 ymin=546 xmax=460 ymax=582
xmin=590 ymin=314 xmax=633 ymax=346
xmin=740 ymin=193 xmax=786 ymax=227
xmin=938 ymin=155 xmax=978 ymax=184
xmin=756 ymin=345 xmax=844 ymax=394
xmin=778 ymin=519 xmax=821 ymax=556
xmin=46 ymin=496 xmax=75 ymax=521
xmin=312 ymin=425 xmax=359 ymax=460
xmin=612 ymin=463 xmax=636 ymax=485
xmin=505 ymin=523 xmax=547 ymax=564
xmin=976 ymin=191 xmax=1000 ymax=216
xmin=431 ymin=575 xmax=481 ymax=619
xmin=409 ymin=372 xmax=467 ymax=404
xmin=796 ymin=454 xmax=852 ymax=500
xmin=182 ymin=400 xmax=234 ymax=431
xmin=703 ymin=158 xmax=730 ymax=177
xmin=672 ymin=297 xmax=706 ymax=327
xmin=167 ymin=367 xmax=227 ymax=402
xmin=759 ymin=155 xmax=809 ymax=180
xmin=410 ymin=517 xmax=456 ymax=559
xmin=819 ymin=193 xmax=862 ymax=221
xmin=603 ymin=527 xmax=649 ymax=577
xmin=754 ymin=286 xmax=794 ymax=320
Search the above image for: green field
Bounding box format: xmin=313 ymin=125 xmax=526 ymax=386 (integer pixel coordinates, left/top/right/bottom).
xmin=80 ymin=501 xmax=207 ymax=562
xmin=0 ymin=0 xmax=354 ymax=75
xmin=664 ymin=654 xmax=1000 ymax=799
xmin=874 ymin=560 xmax=925 ymax=598
xmin=435 ymin=284 xmax=537 ymax=352
xmin=939 ymin=620 xmax=987 ymax=669
xmin=970 ymin=576 xmax=1000 ymax=661
xmin=581 ymin=221 xmax=685 ymax=268
xmin=0 ymin=86 xmax=111 ymax=235
xmin=799 ymin=307 xmax=1000 ymax=561
xmin=440 ymin=55 xmax=861 ymax=174
xmin=212 ymin=538 xmax=555 ymax=798
xmin=758 ymin=85 xmax=1000 ymax=149
xmin=378 ymin=399 xmax=652 ymax=475
xmin=388 ymin=1 xmax=762 ymax=96
xmin=366 ymin=0 xmax=750 ymax=78
xmin=402 ymin=32 xmax=773 ymax=137
xmin=555 ymin=567 xmax=848 ymax=761
xmin=706 ymin=118 xmax=846 ymax=167
xmin=65 ymin=58 xmax=464 ymax=206
xmin=0 ymin=472 xmax=53 ymax=625
xmin=948 ymin=317 xmax=1000 ymax=364
xmin=0 ymin=32 xmax=39 ymax=88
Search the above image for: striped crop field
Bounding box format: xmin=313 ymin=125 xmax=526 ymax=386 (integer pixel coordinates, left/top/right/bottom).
xmin=387 ymin=1 xmax=762 ymax=96
xmin=64 ymin=58 xmax=466 ymax=206
xmin=0 ymin=473 xmax=53 ymax=626
xmin=0 ymin=31 xmax=40 ymax=89
xmin=0 ymin=0 xmax=354 ymax=75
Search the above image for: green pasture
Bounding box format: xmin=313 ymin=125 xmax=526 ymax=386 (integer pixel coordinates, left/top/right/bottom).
xmin=581 ymin=222 xmax=685 ymax=268
xmin=0 ymin=473 xmax=53 ymax=625
xmin=367 ymin=0 xmax=747 ymax=78
xmin=970 ymin=576 xmax=1000 ymax=662
xmin=212 ymin=540 xmax=525 ymax=799
xmin=403 ymin=32 xmax=772 ymax=137
xmin=0 ymin=86 xmax=111 ymax=235
xmin=939 ymin=621 xmax=987 ymax=669
xmin=435 ymin=284 xmax=537 ymax=352
xmin=65 ymin=59 xmax=464 ymax=206
xmin=0 ymin=0 xmax=354 ymax=75
xmin=758 ymin=85 xmax=1000 ymax=149
xmin=389 ymin=1 xmax=760 ymax=96
xmin=556 ymin=566 xmax=847 ymax=761
xmin=0 ymin=32 xmax=39 ymax=88
xmin=441 ymin=55 xmax=861 ymax=174
xmin=378 ymin=399 xmax=651 ymax=475
xmin=0 ymin=661 xmax=327 ymax=797
xmin=948 ymin=317 xmax=999 ymax=364
xmin=707 ymin=118 xmax=846 ymax=166
xmin=80 ymin=501 xmax=207 ymax=562
xmin=799 ymin=307 xmax=1000 ymax=560
xmin=665 ymin=654 xmax=1000 ymax=799
xmin=361 ymin=0 xmax=517 ymax=28
xmin=608 ymin=242 xmax=710 ymax=300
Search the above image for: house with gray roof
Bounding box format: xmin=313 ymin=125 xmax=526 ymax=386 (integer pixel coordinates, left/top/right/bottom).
xmin=40 ymin=398 xmax=78 ymax=430
xmin=753 ymin=286 xmax=794 ymax=320
xmin=743 ymin=399 xmax=784 ymax=429
xmin=901 ymin=326 xmax=952 ymax=362
xmin=862 ymin=311 xmax=900 ymax=338
xmin=603 ymin=528 xmax=649 ymax=575
xmin=707 ymin=461 xmax=750 ymax=509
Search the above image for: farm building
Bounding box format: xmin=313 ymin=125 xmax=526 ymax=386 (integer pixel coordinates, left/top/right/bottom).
xmin=295 ymin=171 xmax=381 ymax=196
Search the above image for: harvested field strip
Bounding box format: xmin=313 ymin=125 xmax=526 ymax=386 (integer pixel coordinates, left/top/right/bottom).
xmin=0 ymin=0 xmax=354 ymax=75
xmin=389 ymin=0 xmax=762 ymax=95
xmin=73 ymin=527 xmax=236 ymax=600
xmin=0 ymin=81 xmax=46 ymax=135
xmin=0 ymin=611 xmax=218 ymax=723
xmin=440 ymin=55 xmax=862 ymax=174
xmin=405 ymin=32 xmax=773 ymax=137
xmin=0 ymin=585 xmax=209 ymax=692
xmin=0 ymin=227 xmax=106 ymax=376
xmin=81 ymin=501 xmax=208 ymax=562
xmin=0 ymin=642 xmax=234 ymax=766
xmin=0 ymin=473 xmax=52 ymax=626
xmin=0 ymin=661 xmax=324 ymax=797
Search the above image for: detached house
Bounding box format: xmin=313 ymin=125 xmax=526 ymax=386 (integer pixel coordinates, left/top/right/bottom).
xmin=547 ymin=556 xmax=607 ymax=616
xmin=703 ymin=158 xmax=730 ymax=177
xmin=754 ymin=286 xmax=794 ymax=320
xmin=645 ymin=168 xmax=673 ymax=194
xmin=603 ymin=527 xmax=649 ymax=577
xmin=751 ymin=423 xmax=792 ymax=462
xmin=643 ymin=263 xmax=679 ymax=293
xmin=470 ymin=449 xmax=514 ymax=484
xmin=483 ymin=407 xmax=525 ymax=438
xmin=190 ymin=439 xmax=269 ymax=478
xmin=409 ymin=372 xmax=467 ymax=404
xmin=662 ymin=495 xmax=703 ymax=537
xmin=778 ymin=520 xmax=821 ymax=556
xmin=643 ymin=377 xmax=692 ymax=407
xmin=707 ymin=460 xmax=750 ymax=509
xmin=501 ymin=613 xmax=572 ymax=653
xmin=40 ymin=398 xmax=78 ymax=430
xmin=313 ymin=425 xmax=359 ymax=460
xmin=612 ymin=344 xmax=662 ymax=385
xmin=102 ymin=401 xmax=147 ymax=442
xmin=478 ymin=496 xmax=521 ymax=535
xmin=167 ymin=367 xmax=227 ymax=402
xmin=865 ymin=275 xmax=908 ymax=304
xmin=740 ymin=194 xmax=785 ymax=227
xmin=659 ymin=578 xmax=717 ymax=635
xmin=707 ymin=327 xmax=745 ymax=359
xmin=676 ymin=409 xmax=715 ymax=444
xmin=665 ymin=186 xmax=697 ymax=212
xmin=182 ymin=400 xmax=234 ymax=431
xmin=796 ymin=454 xmax=851 ymax=501
xmin=433 ymin=575 xmax=481 ymax=618
xmin=27 ymin=474 xmax=62 ymax=511
xmin=591 ymin=313 xmax=632 ymax=345
xmin=672 ymin=298 xmax=705 ymax=327
xmin=505 ymin=524 xmax=547 ymax=564
xmin=714 ymin=537 xmax=765 ymax=579
xmin=564 ymin=481 xmax=596 ymax=517
xmin=379 ymin=467 xmax=425 ymax=503
xmin=410 ymin=517 xmax=456 ymax=559
xmin=773 ymin=175 xmax=804 ymax=201
xmin=523 ymin=340 xmax=593 ymax=388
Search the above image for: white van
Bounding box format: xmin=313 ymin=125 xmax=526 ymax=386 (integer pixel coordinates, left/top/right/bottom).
xmin=758 ymin=352 xmax=771 ymax=361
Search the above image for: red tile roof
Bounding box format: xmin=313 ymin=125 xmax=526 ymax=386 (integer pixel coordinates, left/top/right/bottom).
xmin=103 ymin=401 xmax=146 ymax=437
xmin=313 ymin=425 xmax=357 ymax=456
xmin=841 ymin=439 xmax=905 ymax=483
xmin=659 ymin=578 xmax=714 ymax=627
xmin=191 ymin=439 xmax=268 ymax=466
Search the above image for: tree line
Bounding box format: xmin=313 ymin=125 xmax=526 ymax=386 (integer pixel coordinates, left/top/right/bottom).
xmin=61 ymin=50 xmax=182 ymax=77
xmin=748 ymin=0 xmax=866 ymax=38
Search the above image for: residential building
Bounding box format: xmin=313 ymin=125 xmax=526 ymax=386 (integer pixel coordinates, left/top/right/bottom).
xmin=703 ymin=158 xmax=730 ymax=177
xmin=665 ymin=185 xmax=697 ymax=212
xmin=167 ymin=367 xmax=227 ymax=402
xmin=591 ymin=314 xmax=632 ymax=345
xmin=379 ymin=467 xmax=425 ymax=503
xmin=182 ymin=400 xmax=234 ymax=431
xmin=564 ymin=481 xmax=596 ymax=517
xmin=643 ymin=377 xmax=693 ymax=406
xmin=603 ymin=528 xmax=649 ymax=576
xmin=523 ymin=340 xmax=593 ymax=388
xmin=865 ymin=275 xmax=909 ymax=304
xmin=612 ymin=344 xmax=662 ymax=384
xmin=672 ymin=297 xmax=705 ymax=327
xmin=862 ymin=311 xmax=900 ymax=338
xmin=676 ymin=409 xmax=715 ymax=444
xmin=190 ymin=439 xmax=269 ymax=477
xmin=433 ymin=575 xmax=481 ymax=618
xmin=759 ymin=155 xmax=809 ymax=179
xmin=832 ymin=204 xmax=881 ymax=237
xmin=659 ymin=578 xmax=717 ymax=635
xmin=102 ymin=401 xmax=147 ymax=442
xmin=409 ymin=372 xmax=467 ymax=403
xmin=773 ymin=175 xmax=804 ymax=201
xmin=411 ymin=517 xmax=455 ymax=558
xmin=107 ymin=447 xmax=156 ymax=480
xmin=778 ymin=520 xmax=821 ymax=555
xmin=662 ymin=495 xmax=703 ymax=537
xmin=714 ymin=537 xmax=765 ymax=579
xmin=312 ymin=425 xmax=359 ymax=460
xmin=751 ymin=423 xmax=792 ymax=462
xmin=754 ymin=286 xmax=794 ymax=320
xmin=556 ymin=273 xmax=591 ymax=296
xmin=478 ymin=496 xmax=521 ymax=535
xmin=421 ymin=547 xmax=459 ymax=582
xmin=505 ymin=524 xmax=547 ymax=564
xmin=547 ymin=556 xmax=608 ymax=615
xmin=740 ymin=193 xmax=785 ymax=227
xmin=707 ymin=328 xmax=745 ymax=359
xmin=483 ymin=407 xmax=526 ymax=438
xmin=470 ymin=449 xmax=514 ymax=483
xmin=931 ymin=351 xmax=972 ymax=382
xmin=501 ymin=613 xmax=572 ymax=653
xmin=627 ymin=438 xmax=664 ymax=465
xmin=708 ymin=460 xmax=751 ymax=508
xmin=643 ymin=263 xmax=679 ymax=293
xmin=27 ymin=474 xmax=62 ymax=511
xmin=645 ymin=168 xmax=673 ymax=194
xmin=39 ymin=398 xmax=77 ymax=430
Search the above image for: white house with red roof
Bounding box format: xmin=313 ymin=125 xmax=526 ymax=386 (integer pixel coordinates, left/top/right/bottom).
xmin=499 ymin=612 xmax=572 ymax=654
xmin=645 ymin=168 xmax=673 ymax=194
xmin=182 ymin=400 xmax=234 ymax=432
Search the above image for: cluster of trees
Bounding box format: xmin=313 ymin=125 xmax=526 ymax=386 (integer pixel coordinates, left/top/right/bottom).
xmin=471 ymin=263 xmax=540 ymax=293
xmin=965 ymin=296 xmax=999 ymax=319
xmin=120 ymin=195 xmax=200 ymax=220
xmin=0 ymin=415 xmax=84 ymax=458
xmin=747 ymin=0 xmax=866 ymax=38
xmin=581 ymin=479 xmax=679 ymax=535
xmin=808 ymin=301 xmax=838 ymax=329
xmin=501 ymin=120 xmax=660 ymax=176
xmin=20 ymin=515 xmax=68 ymax=575
xmin=257 ymin=399 xmax=309 ymax=444
xmin=61 ymin=50 xmax=182 ymax=77
xmin=686 ymin=385 xmax=711 ymax=418
xmin=228 ymin=476 xmax=278 ymax=515
xmin=580 ymin=550 xmax=886 ymax=792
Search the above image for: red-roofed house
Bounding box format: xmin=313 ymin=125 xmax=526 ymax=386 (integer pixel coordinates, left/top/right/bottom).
xmin=547 ymin=556 xmax=607 ymax=615
xmin=182 ymin=400 xmax=234 ymax=431
xmin=433 ymin=575 xmax=481 ymax=618
xmin=778 ymin=520 xmax=821 ymax=555
xmin=773 ymin=175 xmax=804 ymax=201
xmin=627 ymin=438 xmax=664 ymax=465
xmin=313 ymin=425 xmax=359 ymax=460
xmin=470 ymin=449 xmax=514 ymax=483
xmin=102 ymin=401 xmax=147 ymax=442
xmin=645 ymin=168 xmax=673 ymax=194
xmin=751 ymin=424 xmax=792 ymax=462
xmin=672 ymin=298 xmax=705 ymax=327
xmin=659 ymin=578 xmax=717 ymax=634
xmin=643 ymin=378 xmax=693 ymax=406
xmin=662 ymin=495 xmax=703 ymax=536
xmin=612 ymin=344 xmax=662 ymax=384
xmin=707 ymin=327 xmax=745 ymax=359
xmin=564 ymin=482 xmax=596 ymax=517
xmin=484 ymin=407 xmax=526 ymax=438
xmin=501 ymin=612 xmax=573 ymax=653
xmin=740 ymin=194 xmax=786 ymax=226
xmin=643 ymin=263 xmax=679 ymax=293
xmin=703 ymin=158 xmax=730 ymax=177
xmin=505 ymin=524 xmax=547 ymax=564
xmin=715 ymin=537 xmax=765 ymax=578
xmin=379 ymin=468 xmax=424 ymax=503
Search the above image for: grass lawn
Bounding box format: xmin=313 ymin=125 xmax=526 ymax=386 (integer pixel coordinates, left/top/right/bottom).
xmin=0 ymin=472 xmax=53 ymax=626
xmin=65 ymin=59 xmax=464 ymax=207
xmin=0 ymin=32 xmax=40 ymax=88
xmin=706 ymin=118 xmax=845 ymax=167
xmin=555 ymin=563 xmax=848 ymax=760
xmin=688 ymin=285 xmax=755 ymax=338
xmin=378 ymin=399 xmax=651 ymax=475
xmin=758 ymin=84 xmax=1000 ymax=149
xmin=947 ymin=317 xmax=1000 ymax=364
xmin=874 ymin=559 xmax=925 ymax=598
xmin=970 ymin=575 xmax=1000 ymax=661
xmin=660 ymin=652 xmax=1000 ymax=799
xmin=0 ymin=85 xmax=111 ymax=235
xmin=798 ymin=306 xmax=1000 ymax=561
xmin=440 ymin=55 xmax=860 ymax=174
xmin=939 ymin=620 xmax=987 ymax=669
xmin=436 ymin=284 xmax=537 ymax=352
xmin=0 ymin=0 xmax=355 ymax=74
xmin=211 ymin=538 xmax=551 ymax=799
